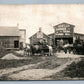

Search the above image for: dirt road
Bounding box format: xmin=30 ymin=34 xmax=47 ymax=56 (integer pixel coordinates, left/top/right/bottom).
xmin=0 ymin=52 xmax=81 ymax=80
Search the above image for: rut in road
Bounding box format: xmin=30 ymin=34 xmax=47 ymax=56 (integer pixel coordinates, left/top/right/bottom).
xmin=7 ymin=58 xmax=78 ymax=80
xmin=0 ymin=60 xmax=47 ymax=77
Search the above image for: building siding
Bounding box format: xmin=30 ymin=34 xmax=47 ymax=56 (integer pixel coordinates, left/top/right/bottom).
xmin=0 ymin=36 xmax=20 ymax=49
xmin=19 ymin=29 xmax=26 ymax=48
xmin=29 ymin=32 xmax=51 ymax=45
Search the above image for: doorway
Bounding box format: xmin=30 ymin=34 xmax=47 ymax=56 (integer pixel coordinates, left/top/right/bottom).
xmin=55 ymin=38 xmax=73 ymax=46
xmin=14 ymin=40 xmax=19 ymax=48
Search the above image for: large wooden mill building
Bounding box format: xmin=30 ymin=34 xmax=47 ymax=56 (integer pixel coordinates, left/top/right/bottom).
xmin=48 ymin=22 xmax=84 ymax=46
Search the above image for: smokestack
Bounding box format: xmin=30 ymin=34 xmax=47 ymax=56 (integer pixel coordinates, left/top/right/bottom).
xmin=17 ymin=23 xmax=19 ymax=28
xmin=39 ymin=27 xmax=42 ymax=32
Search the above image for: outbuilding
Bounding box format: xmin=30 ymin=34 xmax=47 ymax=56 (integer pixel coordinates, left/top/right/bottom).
xmin=0 ymin=26 xmax=26 ymax=50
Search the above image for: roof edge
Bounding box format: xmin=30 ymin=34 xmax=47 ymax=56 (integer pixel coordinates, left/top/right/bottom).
xmin=29 ymin=31 xmax=50 ymax=39
xmin=53 ymin=22 xmax=75 ymax=28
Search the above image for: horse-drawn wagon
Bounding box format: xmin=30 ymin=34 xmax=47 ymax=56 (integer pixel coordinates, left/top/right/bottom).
xmin=24 ymin=42 xmax=53 ymax=56
xmin=72 ymin=40 xmax=84 ymax=55
xmin=63 ymin=39 xmax=84 ymax=55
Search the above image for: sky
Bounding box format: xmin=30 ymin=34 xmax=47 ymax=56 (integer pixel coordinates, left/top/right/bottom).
xmin=0 ymin=4 xmax=84 ymax=43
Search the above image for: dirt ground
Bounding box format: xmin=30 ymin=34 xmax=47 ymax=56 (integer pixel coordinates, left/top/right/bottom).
xmin=0 ymin=51 xmax=82 ymax=80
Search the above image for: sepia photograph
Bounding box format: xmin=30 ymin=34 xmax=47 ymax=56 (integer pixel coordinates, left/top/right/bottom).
xmin=0 ymin=4 xmax=84 ymax=80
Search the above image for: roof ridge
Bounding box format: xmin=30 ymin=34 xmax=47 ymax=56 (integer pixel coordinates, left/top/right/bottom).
xmin=54 ymin=22 xmax=75 ymax=27
xmin=29 ymin=31 xmax=50 ymax=39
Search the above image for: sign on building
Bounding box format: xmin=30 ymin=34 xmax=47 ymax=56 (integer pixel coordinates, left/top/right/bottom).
xmin=37 ymin=32 xmax=43 ymax=38
xmin=54 ymin=23 xmax=74 ymax=37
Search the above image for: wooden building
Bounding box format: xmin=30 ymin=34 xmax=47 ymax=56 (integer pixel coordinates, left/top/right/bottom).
xmin=19 ymin=29 xmax=26 ymax=49
xmin=74 ymin=33 xmax=84 ymax=41
xmin=0 ymin=26 xmax=26 ymax=50
xmin=29 ymin=28 xmax=52 ymax=45
xmin=48 ymin=22 xmax=84 ymax=46
xmin=54 ymin=22 xmax=75 ymax=45
xmin=0 ymin=26 xmax=20 ymax=50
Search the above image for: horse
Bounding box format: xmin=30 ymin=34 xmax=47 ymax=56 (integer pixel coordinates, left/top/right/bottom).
xmin=24 ymin=44 xmax=31 ymax=56
xmin=32 ymin=44 xmax=42 ymax=55
xmin=63 ymin=43 xmax=73 ymax=54
xmin=46 ymin=45 xmax=53 ymax=56
xmin=30 ymin=44 xmax=53 ymax=56
xmin=24 ymin=43 xmax=53 ymax=56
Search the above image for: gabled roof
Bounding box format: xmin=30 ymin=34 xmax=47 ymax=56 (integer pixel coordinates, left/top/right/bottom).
xmin=29 ymin=33 xmax=37 ymax=39
xmin=0 ymin=26 xmax=20 ymax=36
xmin=48 ymin=33 xmax=54 ymax=36
xmin=53 ymin=22 xmax=75 ymax=28
xmin=74 ymin=33 xmax=84 ymax=36
xmin=29 ymin=31 xmax=50 ymax=39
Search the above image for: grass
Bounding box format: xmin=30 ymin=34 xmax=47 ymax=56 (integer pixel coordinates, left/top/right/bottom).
xmin=0 ymin=51 xmax=73 ymax=80
xmin=35 ymin=60 xmax=60 ymax=69
xmin=35 ymin=57 xmax=69 ymax=69
xmin=43 ymin=58 xmax=84 ymax=80
xmin=0 ymin=56 xmax=44 ymax=69
xmin=0 ymin=53 xmax=69 ymax=70
xmin=64 ymin=58 xmax=84 ymax=78
xmin=0 ymin=50 xmax=11 ymax=58
xmin=0 ymin=50 xmax=48 ymax=69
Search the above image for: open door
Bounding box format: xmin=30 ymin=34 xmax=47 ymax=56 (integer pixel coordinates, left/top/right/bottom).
xmin=55 ymin=38 xmax=73 ymax=46
xmin=14 ymin=40 xmax=19 ymax=48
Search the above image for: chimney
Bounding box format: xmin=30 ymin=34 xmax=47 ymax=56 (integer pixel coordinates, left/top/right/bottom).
xmin=17 ymin=23 xmax=19 ymax=28
xmin=39 ymin=27 xmax=42 ymax=32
